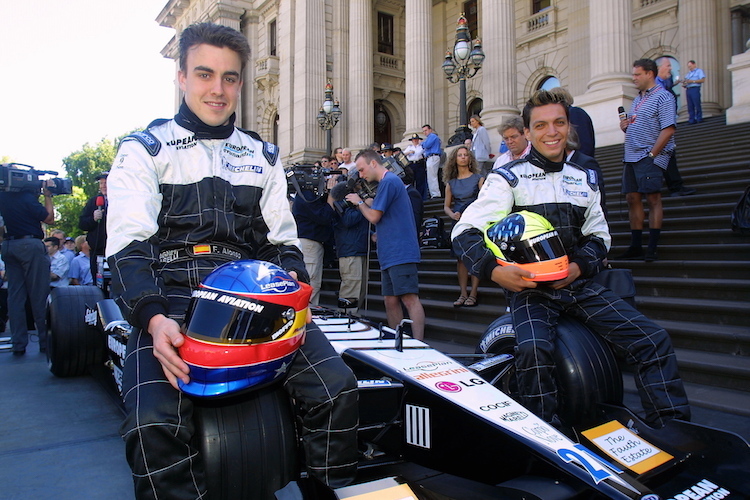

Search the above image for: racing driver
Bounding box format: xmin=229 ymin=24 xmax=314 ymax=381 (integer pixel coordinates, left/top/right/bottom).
xmin=106 ymin=22 xmax=357 ymax=499
xmin=451 ymin=88 xmax=690 ymax=429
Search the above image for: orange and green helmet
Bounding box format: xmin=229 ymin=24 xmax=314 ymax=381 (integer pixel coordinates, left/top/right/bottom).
xmin=483 ymin=211 xmax=569 ymax=282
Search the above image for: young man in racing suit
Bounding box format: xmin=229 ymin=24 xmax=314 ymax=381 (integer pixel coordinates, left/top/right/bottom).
xmin=451 ymin=89 xmax=690 ymax=429
xmin=106 ymin=23 xmax=357 ymax=499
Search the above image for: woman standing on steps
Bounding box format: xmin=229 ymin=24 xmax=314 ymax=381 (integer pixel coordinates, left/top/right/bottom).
xmin=444 ymin=146 xmax=484 ymax=307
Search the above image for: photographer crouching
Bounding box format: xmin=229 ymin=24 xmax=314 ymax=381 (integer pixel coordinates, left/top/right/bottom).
xmin=0 ymin=165 xmax=67 ymax=355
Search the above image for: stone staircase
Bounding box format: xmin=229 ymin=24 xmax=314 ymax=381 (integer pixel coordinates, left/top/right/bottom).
xmin=320 ymin=115 xmax=750 ymax=418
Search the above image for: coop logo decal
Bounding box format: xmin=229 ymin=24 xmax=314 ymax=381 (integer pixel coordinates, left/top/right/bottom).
xmin=479 ymin=401 xmax=512 ymax=411
xmin=435 ymin=381 xmax=462 ymax=393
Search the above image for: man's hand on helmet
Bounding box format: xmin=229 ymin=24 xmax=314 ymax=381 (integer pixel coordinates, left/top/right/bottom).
xmin=149 ymin=314 xmax=191 ymax=390
xmin=549 ymin=262 xmax=581 ymax=290
xmin=490 ymin=265 xmax=538 ymax=292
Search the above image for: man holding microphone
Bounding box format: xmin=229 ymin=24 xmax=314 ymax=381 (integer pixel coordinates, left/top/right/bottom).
xmin=78 ymin=171 xmax=108 ymax=285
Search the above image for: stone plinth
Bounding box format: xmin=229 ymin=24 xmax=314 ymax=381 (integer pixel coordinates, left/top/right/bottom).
xmin=726 ymin=51 xmax=750 ymax=125
xmin=575 ymin=84 xmax=639 ymax=148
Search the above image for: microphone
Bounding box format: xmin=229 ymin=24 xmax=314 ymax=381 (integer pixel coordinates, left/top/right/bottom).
xmin=330 ymin=181 xmax=350 ymax=202
xmin=95 ymin=195 xmax=105 ymax=223
xmin=618 ymin=106 xmax=627 ymax=121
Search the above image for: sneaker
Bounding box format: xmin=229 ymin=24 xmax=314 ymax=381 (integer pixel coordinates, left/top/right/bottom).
xmin=615 ymin=247 xmax=644 ymax=260
xmin=645 ymin=250 xmax=659 ymax=262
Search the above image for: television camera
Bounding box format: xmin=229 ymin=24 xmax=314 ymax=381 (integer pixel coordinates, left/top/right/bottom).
xmin=328 ymin=151 xmax=412 ymax=214
xmin=285 ymin=164 xmax=345 ymax=199
xmin=0 ymin=163 xmax=72 ymax=196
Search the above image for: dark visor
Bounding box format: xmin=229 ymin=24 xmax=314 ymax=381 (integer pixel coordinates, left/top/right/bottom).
xmin=507 ymin=233 xmax=566 ymax=264
xmin=184 ymin=295 xmax=295 ymax=344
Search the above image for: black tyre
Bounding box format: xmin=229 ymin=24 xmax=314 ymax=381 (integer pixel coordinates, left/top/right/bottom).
xmin=192 ymin=385 xmax=299 ymax=500
xmin=477 ymin=314 xmax=623 ymax=425
xmin=47 ymin=285 xmax=106 ymax=377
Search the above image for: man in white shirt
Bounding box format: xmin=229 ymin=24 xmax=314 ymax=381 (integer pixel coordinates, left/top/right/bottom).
xmin=403 ymin=133 xmax=427 ymax=199
xmin=44 ymin=236 xmax=69 ymax=287
xmin=494 ymin=117 xmax=531 ymax=169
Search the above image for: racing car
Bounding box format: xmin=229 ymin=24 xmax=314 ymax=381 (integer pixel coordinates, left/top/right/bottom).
xmin=45 ymin=281 xmax=750 ymax=500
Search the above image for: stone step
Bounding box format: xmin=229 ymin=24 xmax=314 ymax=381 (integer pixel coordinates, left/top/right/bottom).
xmin=672 ymin=347 xmax=750 ymax=393
xmin=623 ymin=375 xmax=750 ymax=419
xmin=632 ymin=276 xmax=750 ymax=302
xmin=658 ymin=320 xmax=750 ymax=356
xmin=635 ymin=295 xmax=750 ymax=327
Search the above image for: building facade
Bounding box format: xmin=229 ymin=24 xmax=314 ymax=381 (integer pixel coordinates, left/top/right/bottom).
xmin=156 ymin=0 xmax=750 ymax=165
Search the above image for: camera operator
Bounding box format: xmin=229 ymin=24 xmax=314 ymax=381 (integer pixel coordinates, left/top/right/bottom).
xmin=345 ymin=150 xmax=425 ymax=340
xmin=79 ymin=171 xmax=108 ymax=286
xmin=291 ymin=175 xmax=336 ymax=305
xmin=328 ymin=177 xmax=370 ymax=314
xmin=0 ymin=180 xmax=55 ymax=355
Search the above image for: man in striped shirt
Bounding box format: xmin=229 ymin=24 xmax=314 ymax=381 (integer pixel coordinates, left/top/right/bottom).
xmin=617 ymin=58 xmax=676 ymax=262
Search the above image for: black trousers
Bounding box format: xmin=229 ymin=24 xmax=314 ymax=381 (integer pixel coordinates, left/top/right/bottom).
xmin=511 ymin=278 xmax=690 ymax=427
xmin=120 ymin=277 xmax=358 ymax=499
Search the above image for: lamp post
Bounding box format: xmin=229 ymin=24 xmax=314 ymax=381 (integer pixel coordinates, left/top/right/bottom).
xmin=441 ymin=14 xmax=485 ymax=146
xmin=316 ymin=81 xmax=342 ymax=157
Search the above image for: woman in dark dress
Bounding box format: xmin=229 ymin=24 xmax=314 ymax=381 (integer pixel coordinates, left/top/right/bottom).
xmin=443 ymin=146 xmax=484 ymax=307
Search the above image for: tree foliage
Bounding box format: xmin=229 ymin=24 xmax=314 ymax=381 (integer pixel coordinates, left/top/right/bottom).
xmin=52 ymin=129 xmax=138 ymax=235
xmin=49 ymin=186 xmax=88 ymax=238
xmin=63 ymin=137 xmax=118 ymax=199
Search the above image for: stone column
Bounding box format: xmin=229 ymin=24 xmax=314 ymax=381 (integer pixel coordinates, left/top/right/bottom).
xmin=678 ymin=0 xmax=720 ymax=117
xmin=291 ymin=0 xmax=327 ymax=159
xmin=349 ymin=0 xmax=374 ymax=150
xmin=576 ymin=0 xmax=636 ymax=147
xmin=478 ymin=0 xmax=518 ymax=153
xmin=277 ymin=0 xmax=295 ymax=162
xmin=726 ymin=50 xmax=750 ymax=125
xmin=403 ymin=0 xmax=432 ymax=139
xmin=206 ymin=3 xmax=247 ymax=123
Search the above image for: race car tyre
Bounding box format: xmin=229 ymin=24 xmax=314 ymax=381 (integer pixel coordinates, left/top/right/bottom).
xmin=47 ymin=285 xmax=106 ymax=377
xmin=476 ymin=314 xmax=623 ymax=425
xmin=192 ymin=385 xmax=299 ymax=500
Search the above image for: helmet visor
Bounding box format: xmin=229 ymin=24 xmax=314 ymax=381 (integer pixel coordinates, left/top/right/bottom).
xmin=506 ymin=230 xmax=567 ymax=264
xmin=184 ymin=294 xmax=297 ymax=344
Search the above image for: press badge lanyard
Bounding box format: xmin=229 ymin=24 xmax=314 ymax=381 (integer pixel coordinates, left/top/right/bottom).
xmin=629 ymin=86 xmax=661 ymax=124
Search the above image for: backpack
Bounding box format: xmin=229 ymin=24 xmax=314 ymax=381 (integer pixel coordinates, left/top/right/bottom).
xmin=419 ymin=217 xmax=448 ymax=249
xmin=731 ymin=185 xmax=750 ymax=236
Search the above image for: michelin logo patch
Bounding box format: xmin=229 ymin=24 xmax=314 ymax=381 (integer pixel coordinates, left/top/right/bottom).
xmin=223 ymin=162 xmax=264 ymax=174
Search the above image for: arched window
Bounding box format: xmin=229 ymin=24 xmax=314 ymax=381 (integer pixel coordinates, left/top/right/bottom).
xmin=655 ymin=55 xmax=682 ymax=110
xmin=538 ymin=76 xmax=561 ymax=91
xmin=468 ymin=98 xmax=483 ymax=120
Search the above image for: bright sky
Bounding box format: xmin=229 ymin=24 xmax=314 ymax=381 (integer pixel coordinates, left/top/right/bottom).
xmin=0 ymin=0 xmax=177 ymax=174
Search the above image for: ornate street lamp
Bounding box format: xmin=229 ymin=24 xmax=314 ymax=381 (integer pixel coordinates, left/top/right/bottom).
xmin=316 ymin=81 xmax=342 ymax=156
xmin=442 ymin=14 xmax=485 ymax=146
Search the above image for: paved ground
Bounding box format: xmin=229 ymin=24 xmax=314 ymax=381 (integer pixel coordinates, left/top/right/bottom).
xmin=1 ymin=335 xmax=748 ymax=500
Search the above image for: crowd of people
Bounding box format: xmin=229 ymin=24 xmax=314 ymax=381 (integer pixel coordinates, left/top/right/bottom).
xmin=0 ymin=18 xmax=700 ymax=495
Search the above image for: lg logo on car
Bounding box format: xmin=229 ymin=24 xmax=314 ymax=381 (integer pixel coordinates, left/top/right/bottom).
xmin=499 ymin=411 xmax=528 ymax=422
xmin=435 ymin=381 xmax=462 ymax=393
xmin=479 ymin=401 xmax=512 ymax=411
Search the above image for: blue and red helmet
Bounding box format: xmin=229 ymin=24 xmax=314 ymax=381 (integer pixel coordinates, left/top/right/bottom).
xmin=178 ymin=260 xmax=312 ymax=397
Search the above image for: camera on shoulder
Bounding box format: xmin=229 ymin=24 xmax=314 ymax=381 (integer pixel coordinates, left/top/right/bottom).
xmin=0 ymin=163 xmax=72 ymax=196
xmin=285 ymin=164 xmax=344 ymax=199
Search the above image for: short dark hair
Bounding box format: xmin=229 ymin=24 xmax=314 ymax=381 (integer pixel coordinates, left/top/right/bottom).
xmin=522 ymin=89 xmax=570 ymax=129
xmin=633 ymin=58 xmax=658 ymax=77
xmin=179 ymin=22 xmax=251 ymax=74
xmin=44 ymin=236 xmax=60 ymax=248
xmin=422 ymin=124 xmax=432 ymax=130
xmin=355 ymin=149 xmax=382 ymax=165
xmin=688 ymin=59 xmax=696 ymax=65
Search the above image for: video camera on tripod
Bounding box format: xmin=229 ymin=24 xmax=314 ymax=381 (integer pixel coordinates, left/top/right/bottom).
xmin=0 ymin=163 xmax=72 ymax=196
